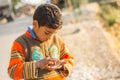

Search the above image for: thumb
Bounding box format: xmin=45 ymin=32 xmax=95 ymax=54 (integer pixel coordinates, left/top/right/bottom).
xmin=61 ymin=60 xmax=66 ymax=65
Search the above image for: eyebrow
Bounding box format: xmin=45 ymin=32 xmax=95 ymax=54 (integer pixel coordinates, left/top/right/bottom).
xmin=45 ymin=28 xmax=58 ymax=34
xmin=45 ymin=30 xmax=52 ymax=33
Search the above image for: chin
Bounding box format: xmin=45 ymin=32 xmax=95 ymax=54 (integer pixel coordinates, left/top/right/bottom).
xmin=41 ymin=40 xmax=47 ymax=42
xmin=44 ymin=39 xmax=49 ymax=42
xmin=44 ymin=40 xmax=48 ymax=42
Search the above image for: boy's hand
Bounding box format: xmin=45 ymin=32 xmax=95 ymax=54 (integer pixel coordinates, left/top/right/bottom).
xmin=35 ymin=58 xmax=56 ymax=69
xmin=35 ymin=58 xmax=66 ymax=70
xmin=47 ymin=59 xmax=66 ymax=70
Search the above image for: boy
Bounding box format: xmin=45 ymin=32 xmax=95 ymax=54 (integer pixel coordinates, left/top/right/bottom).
xmin=8 ymin=4 xmax=74 ymax=80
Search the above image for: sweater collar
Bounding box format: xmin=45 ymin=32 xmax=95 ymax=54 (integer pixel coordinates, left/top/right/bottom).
xmin=27 ymin=25 xmax=37 ymax=39
xmin=25 ymin=25 xmax=40 ymax=40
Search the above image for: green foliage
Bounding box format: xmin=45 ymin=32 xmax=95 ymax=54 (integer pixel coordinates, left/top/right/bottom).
xmin=71 ymin=0 xmax=80 ymax=9
xmin=11 ymin=0 xmax=22 ymax=16
xmin=99 ymin=2 xmax=119 ymax=26
xmin=11 ymin=0 xmax=21 ymax=7
xmin=70 ymin=0 xmax=89 ymax=9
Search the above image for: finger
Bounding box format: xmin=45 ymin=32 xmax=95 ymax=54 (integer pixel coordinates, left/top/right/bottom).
xmin=46 ymin=65 xmax=56 ymax=70
xmin=51 ymin=64 xmax=62 ymax=69
xmin=61 ymin=60 xmax=66 ymax=65
xmin=47 ymin=59 xmax=60 ymax=65
xmin=48 ymin=61 xmax=54 ymax=65
xmin=56 ymin=65 xmax=62 ymax=69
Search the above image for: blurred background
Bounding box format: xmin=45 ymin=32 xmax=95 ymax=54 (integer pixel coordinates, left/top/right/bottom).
xmin=0 ymin=0 xmax=120 ymax=80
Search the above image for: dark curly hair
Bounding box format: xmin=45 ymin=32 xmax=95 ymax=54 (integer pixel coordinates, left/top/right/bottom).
xmin=33 ymin=4 xmax=62 ymax=29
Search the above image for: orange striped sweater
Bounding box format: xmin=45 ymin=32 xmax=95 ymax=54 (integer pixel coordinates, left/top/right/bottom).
xmin=8 ymin=30 xmax=74 ymax=80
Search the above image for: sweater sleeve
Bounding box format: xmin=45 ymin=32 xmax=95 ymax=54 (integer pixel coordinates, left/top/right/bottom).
xmin=8 ymin=41 xmax=38 ymax=79
xmin=60 ymin=39 xmax=74 ymax=77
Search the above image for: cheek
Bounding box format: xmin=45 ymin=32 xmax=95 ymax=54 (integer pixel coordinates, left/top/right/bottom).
xmin=38 ymin=33 xmax=46 ymax=39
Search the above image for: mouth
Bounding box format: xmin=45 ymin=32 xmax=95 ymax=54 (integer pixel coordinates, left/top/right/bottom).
xmin=45 ymin=40 xmax=48 ymax=41
xmin=45 ymin=38 xmax=49 ymax=41
xmin=42 ymin=39 xmax=48 ymax=42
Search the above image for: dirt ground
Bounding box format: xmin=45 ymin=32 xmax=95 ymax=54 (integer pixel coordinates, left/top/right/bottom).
xmin=59 ymin=18 xmax=120 ymax=80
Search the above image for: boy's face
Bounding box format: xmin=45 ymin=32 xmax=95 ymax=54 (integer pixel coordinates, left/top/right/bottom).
xmin=34 ymin=25 xmax=59 ymax=42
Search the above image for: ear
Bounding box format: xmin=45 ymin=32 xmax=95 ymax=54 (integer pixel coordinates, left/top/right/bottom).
xmin=33 ymin=20 xmax=39 ymax=29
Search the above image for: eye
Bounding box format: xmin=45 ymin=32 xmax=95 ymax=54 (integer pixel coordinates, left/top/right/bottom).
xmin=44 ymin=32 xmax=50 ymax=35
